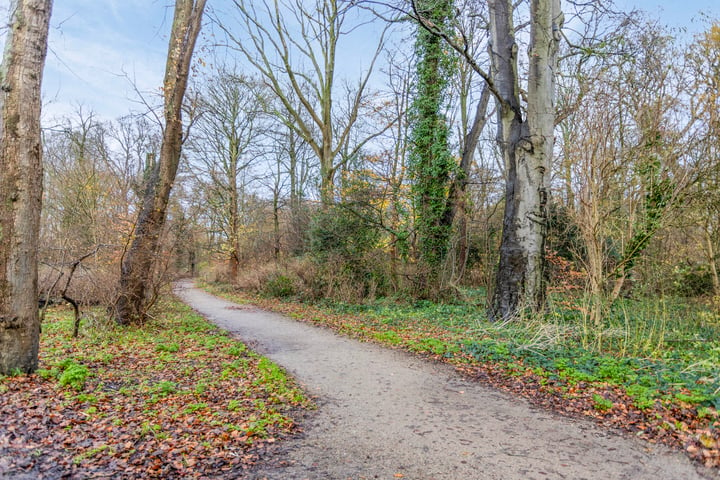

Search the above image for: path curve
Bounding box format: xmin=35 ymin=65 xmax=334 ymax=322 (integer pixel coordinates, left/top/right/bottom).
xmin=175 ymin=280 xmax=710 ymax=480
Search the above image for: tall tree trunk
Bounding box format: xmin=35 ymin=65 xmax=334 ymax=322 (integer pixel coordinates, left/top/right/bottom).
xmin=0 ymin=0 xmax=52 ymax=375
xmin=114 ymin=0 xmax=206 ymax=324
xmin=273 ymin=191 xmax=281 ymax=259
xmin=704 ymin=228 xmax=720 ymax=298
xmin=409 ymin=0 xmax=456 ymax=298
xmin=228 ymin=156 xmax=240 ymax=281
xmin=489 ymin=0 xmax=562 ymax=320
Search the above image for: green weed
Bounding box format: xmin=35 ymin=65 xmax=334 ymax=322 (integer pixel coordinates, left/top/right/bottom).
xmin=153 ymin=381 xmax=178 ymax=397
xmin=184 ymin=402 xmax=208 ymax=414
xmin=407 ymin=337 xmax=458 ymax=357
xmin=592 ymin=394 xmax=614 ymax=412
xmin=372 ymin=330 xmax=402 ymax=345
xmin=58 ymin=362 xmax=90 ymax=391
xmin=156 ymin=342 xmax=180 ymax=353
xmin=626 ymin=384 xmax=656 ymax=410
xmin=73 ymin=444 xmax=113 ymax=464
xmin=226 ymin=344 xmax=247 ymax=357
xmin=75 ymin=393 xmax=98 ymax=404
xmin=246 ymin=411 xmax=289 ymax=438
xmin=220 ymin=359 xmax=248 ymax=380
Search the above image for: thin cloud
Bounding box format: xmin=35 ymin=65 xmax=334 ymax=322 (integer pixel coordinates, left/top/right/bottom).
xmin=43 ymin=0 xmax=169 ymax=120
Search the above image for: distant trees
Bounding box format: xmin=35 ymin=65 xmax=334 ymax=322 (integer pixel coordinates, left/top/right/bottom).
xmin=0 ymin=0 xmax=53 ymax=375
xmin=40 ymin=109 xmax=158 ymax=309
xmin=188 ymin=71 xmax=264 ymax=281
xmin=43 ymin=108 xmax=114 ymax=250
xmin=549 ymin=14 xmax=710 ymax=334
xmin=8 ymin=0 xmax=720 ymax=346
xmin=684 ymin=22 xmax=720 ymax=300
xmin=114 ymin=0 xmax=207 ymax=325
xmin=222 ymin=0 xmax=389 ymax=206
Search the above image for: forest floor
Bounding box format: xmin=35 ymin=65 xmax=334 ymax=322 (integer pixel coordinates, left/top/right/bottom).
xmin=0 ymin=296 xmax=310 ymax=479
xmin=176 ymin=280 xmax=717 ymax=479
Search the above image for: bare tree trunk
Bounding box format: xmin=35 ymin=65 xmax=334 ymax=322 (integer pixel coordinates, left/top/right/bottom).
xmin=273 ymin=192 xmax=281 ymax=259
xmin=228 ymin=158 xmax=241 ymax=281
xmin=0 ymin=0 xmax=52 ymax=374
xmin=114 ymin=0 xmax=206 ymax=325
xmin=272 ymin=151 xmax=282 ymax=259
xmin=705 ymin=229 xmax=720 ymax=298
xmin=489 ymin=0 xmax=562 ymax=321
xmin=226 ymin=0 xmax=387 ymax=209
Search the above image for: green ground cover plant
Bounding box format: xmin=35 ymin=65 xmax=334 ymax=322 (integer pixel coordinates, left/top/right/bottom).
xmin=0 ymin=297 xmax=311 ymax=478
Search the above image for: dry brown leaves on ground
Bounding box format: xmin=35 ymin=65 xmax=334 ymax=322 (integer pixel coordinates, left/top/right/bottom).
xmin=0 ymin=299 xmax=311 ymax=479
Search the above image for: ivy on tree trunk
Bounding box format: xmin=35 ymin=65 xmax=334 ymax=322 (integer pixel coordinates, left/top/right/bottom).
xmin=408 ymin=0 xmax=456 ymax=298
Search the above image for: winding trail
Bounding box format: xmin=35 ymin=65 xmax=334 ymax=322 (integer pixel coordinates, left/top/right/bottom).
xmin=174 ymin=280 xmax=710 ymax=480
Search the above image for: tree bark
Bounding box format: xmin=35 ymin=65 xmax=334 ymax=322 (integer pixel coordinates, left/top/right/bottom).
xmin=228 ymin=151 xmax=241 ymax=281
xmin=489 ymin=0 xmax=562 ymax=321
xmin=0 ymin=0 xmax=53 ymax=374
xmin=114 ymin=0 xmax=206 ymax=324
xmin=704 ymin=228 xmax=720 ymax=298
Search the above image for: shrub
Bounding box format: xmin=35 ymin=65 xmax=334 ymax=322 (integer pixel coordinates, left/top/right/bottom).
xmin=308 ymin=204 xmax=394 ymax=302
xmin=671 ymin=264 xmax=715 ymax=298
xmin=263 ymin=273 xmax=296 ymax=298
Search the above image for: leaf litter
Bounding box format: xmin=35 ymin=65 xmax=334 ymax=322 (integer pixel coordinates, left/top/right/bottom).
xmin=0 ymin=298 xmax=311 ymax=479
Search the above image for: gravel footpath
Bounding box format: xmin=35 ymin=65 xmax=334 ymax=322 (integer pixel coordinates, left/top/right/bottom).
xmin=175 ymin=280 xmax=712 ymax=480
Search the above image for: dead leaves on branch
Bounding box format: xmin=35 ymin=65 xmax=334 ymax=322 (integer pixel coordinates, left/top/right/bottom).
xmin=0 ymin=299 xmax=310 ymax=479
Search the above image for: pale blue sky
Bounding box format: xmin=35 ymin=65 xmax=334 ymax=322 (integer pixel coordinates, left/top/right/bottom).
xmin=615 ymin=0 xmax=716 ymax=30
xmin=41 ymin=0 xmax=172 ymax=122
xmin=1 ymin=0 xmax=718 ymax=121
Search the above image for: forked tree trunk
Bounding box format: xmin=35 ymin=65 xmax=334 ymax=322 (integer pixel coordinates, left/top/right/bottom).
xmin=489 ymin=0 xmax=562 ymax=321
xmin=114 ymin=0 xmax=206 ymax=325
xmin=0 ymin=0 xmax=53 ymax=374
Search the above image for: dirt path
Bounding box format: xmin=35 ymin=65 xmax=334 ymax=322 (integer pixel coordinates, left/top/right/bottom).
xmin=175 ymin=280 xmax=711 ymax=480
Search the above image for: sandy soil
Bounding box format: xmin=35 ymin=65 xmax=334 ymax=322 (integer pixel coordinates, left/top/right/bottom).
xmin=175 ymin=280 xmax=713 ymax=480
